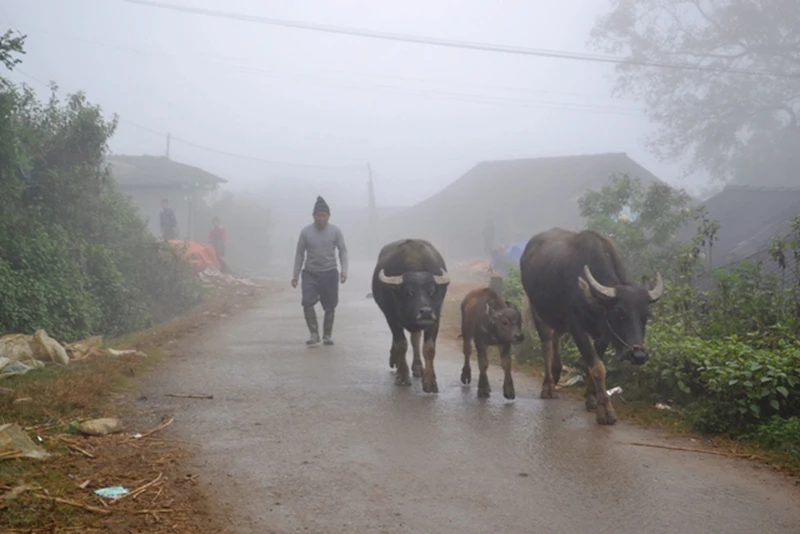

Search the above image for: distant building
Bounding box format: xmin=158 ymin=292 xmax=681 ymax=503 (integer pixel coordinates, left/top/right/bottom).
xmin=678 ymin=184 xmax=800 ymax=269
xmin=107 ymin=155 xmax=227 ymax=240
xmin=379 ymin=152 xmax=669 ymax=259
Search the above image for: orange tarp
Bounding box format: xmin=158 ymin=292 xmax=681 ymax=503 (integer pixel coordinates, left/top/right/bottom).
xmin=167 ymin=240 xmax=223 ymax=273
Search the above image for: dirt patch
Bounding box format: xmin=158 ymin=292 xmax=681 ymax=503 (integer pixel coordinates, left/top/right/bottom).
xmin=0 ymin=283 xmax=276 ymax=532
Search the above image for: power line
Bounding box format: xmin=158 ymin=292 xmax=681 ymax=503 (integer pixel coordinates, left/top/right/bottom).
xmin=124 ymin=0 xmax=800 ymax=80
xmin=16 ymin=25 xmax=643 ymax=114
xmin=19 ymin=24 xmax=627 ymax=103
xmin=123 ymin=121 xmax=364 ymax=170
xmin=223 ymin=63 xmax=644 ymax=114
xmin=9 ymin=70 xmax=365 ymax=170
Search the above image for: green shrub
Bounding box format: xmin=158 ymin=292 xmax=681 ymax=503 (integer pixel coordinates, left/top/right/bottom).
xmin=499 ymin=220 xmax=800 ymax=443
xmin=501 ymin=266 xmax=526 ymax=309
xmin=751 ymin=416 xmax=800 ymax=463
xmin=631 ymin=328 xmax=800 ymax=434
xmin=0 ymin=40 xmax=202 ymax=341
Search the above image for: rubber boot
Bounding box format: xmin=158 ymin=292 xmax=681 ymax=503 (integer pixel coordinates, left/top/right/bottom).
xmin=322 ymin=310 xmax=335 ymax=346
xmin=304 ymin=306 xmax=321 ymax=346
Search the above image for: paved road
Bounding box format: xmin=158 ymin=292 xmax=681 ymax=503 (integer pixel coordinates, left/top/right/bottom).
xmin=142 ymin=266 xmax=800 ymax=534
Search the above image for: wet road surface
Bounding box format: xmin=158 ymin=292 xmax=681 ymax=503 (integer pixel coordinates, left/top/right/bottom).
xmin=142 ymin=266 xmax=800 ymax=533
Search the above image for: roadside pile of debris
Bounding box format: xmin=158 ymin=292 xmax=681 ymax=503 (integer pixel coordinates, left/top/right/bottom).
xmin=197 ymin=266 xmax=258 ymax=288
xmin=0 ymin=330 xmax=145 ymax=378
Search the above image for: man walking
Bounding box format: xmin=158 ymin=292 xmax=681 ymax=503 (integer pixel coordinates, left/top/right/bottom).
xmin=160 ymin=198 xmax=178 ymax=240
xmin=292 ymin=196 xmax=348 ymax=346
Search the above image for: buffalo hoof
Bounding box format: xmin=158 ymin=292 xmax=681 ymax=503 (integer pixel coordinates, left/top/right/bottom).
xmin=411 ymin=362 xmax=424 ymax=378
xmin=540 ymin=383 xmax=556 ymax=399
xmin=394 ymin=373 xmax=412 ymax=387
xmin=503 ymin=382 xmax=515 ymax=400
xmin=585 ymin=396 xmax=597 ymax=412
xmin=477 ymin=386 xmax=491 ymax=399
xmin=389 ymin=354 xmax=396 ymax=369
xmin=422 ymin=376 xmax=439 ymax=394
xmin=596 ymin=404 xmax=617 ymax=425
xmin=460 ymin=366 xmax=471 ymax=385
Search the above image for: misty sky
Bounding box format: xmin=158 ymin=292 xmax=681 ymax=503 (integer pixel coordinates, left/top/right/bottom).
xmin=3 ymin=0 xmax=698 ymax=207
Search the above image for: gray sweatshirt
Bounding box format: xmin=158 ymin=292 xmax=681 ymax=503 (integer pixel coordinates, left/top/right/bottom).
xmin=293 ymin=223 xmax=349 ymax=278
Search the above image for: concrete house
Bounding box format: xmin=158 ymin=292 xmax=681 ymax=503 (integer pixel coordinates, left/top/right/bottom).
xmin=108 ymin=155 xmax=227 ymax=240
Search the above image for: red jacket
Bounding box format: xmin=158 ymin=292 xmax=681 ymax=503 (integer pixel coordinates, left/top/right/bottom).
xmin=209 ymin=226 xmax=226 ymax=246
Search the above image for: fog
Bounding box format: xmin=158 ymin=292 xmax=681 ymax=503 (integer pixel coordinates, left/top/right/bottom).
xmin=3 ymin=0 xmax=692 ymax=195
xmin=3 ymin=0 xmax=711 ymax=270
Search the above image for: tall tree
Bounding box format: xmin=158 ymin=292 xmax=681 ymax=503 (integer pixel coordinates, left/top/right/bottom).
xmin=589 ymin=1 xmax=800 ymax=185
xmin=578 ymin=174 xmax=692 ymax=278
xmin=0 ymin=29 xmax=25 ymax=71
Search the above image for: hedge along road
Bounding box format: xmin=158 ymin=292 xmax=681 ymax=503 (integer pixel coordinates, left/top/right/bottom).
xmin=140 ymin=261 xmax=800 ymax=534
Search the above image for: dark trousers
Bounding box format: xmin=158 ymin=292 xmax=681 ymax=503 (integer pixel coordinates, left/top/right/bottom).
xmin=301 ymin=269 xmax=339 ymax=311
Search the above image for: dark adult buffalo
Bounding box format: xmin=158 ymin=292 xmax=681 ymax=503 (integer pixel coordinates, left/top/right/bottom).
xmin=519 ymin=228 xmax=664 ymax=425
xmin=372 ymin=239 xmax=451 ymax=393
xmin=459 ymin=287 xmax=524 ymax=399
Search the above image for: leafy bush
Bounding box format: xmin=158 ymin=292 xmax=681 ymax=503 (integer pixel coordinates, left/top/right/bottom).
xmin=501 ymin=171 xmax=800 ymax=452
xmin=752 ymin=416 xmax=800 ymax=463
xmin=578 ymin=174 xmax=692 ymax=280
xmin=0 ymin=35 xmax=202 ymax=341
xmin=501 ymin=266 xmax=526 ymax=309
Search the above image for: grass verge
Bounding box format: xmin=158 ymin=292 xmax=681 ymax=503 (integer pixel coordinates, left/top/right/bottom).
xmin=0 ymin=283 xmax=273 ymax=532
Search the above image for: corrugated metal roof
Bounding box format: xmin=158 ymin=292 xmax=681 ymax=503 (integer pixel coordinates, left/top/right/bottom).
xmin=680 ymin=185 xmax=800 ymax=264
xmin=108 ymin=155 xmax=228 ymax=189
xmin=379 ymin=152 xmax=668 ymax=257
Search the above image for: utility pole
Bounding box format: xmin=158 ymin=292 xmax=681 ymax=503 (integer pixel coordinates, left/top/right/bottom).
xmin=166 ymin=132 xmax=171 ymax=159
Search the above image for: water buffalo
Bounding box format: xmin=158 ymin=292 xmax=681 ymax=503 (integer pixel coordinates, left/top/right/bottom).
xmin=459 ymin=287 xmax=524 ymax=399
xmin=519 ymin=228 xmax=664 ymax=425
xmin=372 ymin=239 xmax=450 ymax=393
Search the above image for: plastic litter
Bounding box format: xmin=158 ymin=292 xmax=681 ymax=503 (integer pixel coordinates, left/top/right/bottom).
xmin=563 ymin=374 xmax=584 ymax=387
xmin=197 ymin=266 xmax=257 ymax=287
xmin=94 ymin=486 xmax=129 ymax=499
xmin=29 ymin=330 xmax=69 ymax=365
xmin=655 ymin=403 xmax=673 ymax=410
xmin=0 ymin=357 xmax=45 ymax=378
xmin=0 ymin=423 xmax=50 ymax=461
xmin=106 ymin=348 xmax=146 ymax=358
xmin=607 ymin=386 xmax=623 ymax=396
xmin=0 ymin=329 xmax=68 ymax=379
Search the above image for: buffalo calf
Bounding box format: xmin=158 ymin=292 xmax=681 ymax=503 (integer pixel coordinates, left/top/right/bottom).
xmin=459 ymin=287 xmax=524 ymax=399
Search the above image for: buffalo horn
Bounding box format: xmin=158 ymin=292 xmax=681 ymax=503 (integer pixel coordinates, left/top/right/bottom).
xmin=378 ymin=269 xmax=404 ymax=286
xmin=583 ymin=265 xmax=617 ymax=300
xmin=648 ymin=271 xmax=664 ymax=301
xmin=433 ymin=269 xmax=450 ymax=285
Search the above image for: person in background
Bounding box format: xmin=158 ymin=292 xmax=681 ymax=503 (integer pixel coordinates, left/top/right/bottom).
xmin=208 ymin=216 xmax=226 ymax=260
xmin=291 ymin=196 xmax=348 ymax=347
xmin=160 ymin=198 xmax=178 ymax=240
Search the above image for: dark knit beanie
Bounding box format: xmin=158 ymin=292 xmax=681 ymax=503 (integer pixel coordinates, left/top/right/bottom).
xmin=313 ymin=196 xmax=330 ymax=215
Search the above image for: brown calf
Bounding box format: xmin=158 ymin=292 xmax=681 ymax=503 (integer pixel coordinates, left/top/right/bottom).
xmin=459 ymin=287 xmax=524 ymax=399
